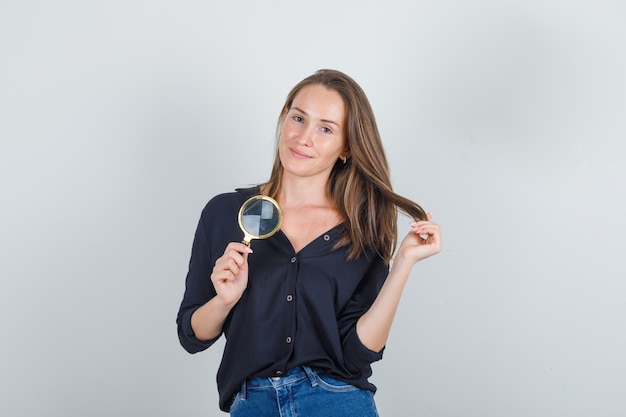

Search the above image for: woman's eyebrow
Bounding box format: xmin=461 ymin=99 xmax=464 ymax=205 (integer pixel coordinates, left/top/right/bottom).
xmin=291 ymin=106 xmax=341 ymax=127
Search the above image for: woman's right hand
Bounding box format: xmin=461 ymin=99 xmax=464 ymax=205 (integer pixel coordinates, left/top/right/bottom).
xmin=210 ymin=243 xmax=253 ymax=307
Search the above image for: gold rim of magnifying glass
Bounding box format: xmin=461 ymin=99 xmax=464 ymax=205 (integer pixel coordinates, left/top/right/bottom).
xmin=237 ymin=195 xmax=283 ymax=242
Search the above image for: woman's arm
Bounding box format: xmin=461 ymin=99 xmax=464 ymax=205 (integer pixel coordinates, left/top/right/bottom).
xmin=190 ymin=296 xmax=235 ymax=341
xmin=356 ymin=213 xmax=442 ymax=352
xmin=191 ymin=243 xmax=252 ymax=341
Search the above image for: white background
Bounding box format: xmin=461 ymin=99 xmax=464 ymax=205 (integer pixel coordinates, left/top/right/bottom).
xmin=1 ymin=1 xmax=625 ymax=416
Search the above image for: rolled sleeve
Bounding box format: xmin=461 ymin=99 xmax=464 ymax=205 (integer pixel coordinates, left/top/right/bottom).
xmin=342 ymin=325 xmax=385 ymax=373
xmin=177 ymin=306 xmax=221 ymax=354
xmin=176 ymin=206 xmax=220 ymax=353
xmin=337 ymin=255 xmax=388 ymax=372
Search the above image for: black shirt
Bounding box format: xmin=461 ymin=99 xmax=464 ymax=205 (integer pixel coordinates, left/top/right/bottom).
xmin=177 ymin=187 xmax=388 ymax=412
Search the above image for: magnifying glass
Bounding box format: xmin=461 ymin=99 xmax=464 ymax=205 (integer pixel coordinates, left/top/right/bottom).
xmin=238 ymin=195 xmax=283 ymax=246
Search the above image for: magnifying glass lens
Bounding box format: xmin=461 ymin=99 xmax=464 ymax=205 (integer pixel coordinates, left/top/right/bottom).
xmin=238 ymin=195 xmax=283 ymax=245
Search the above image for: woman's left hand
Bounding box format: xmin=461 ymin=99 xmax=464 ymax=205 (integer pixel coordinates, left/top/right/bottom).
xmin=397 ymin=212 xmax=442 ymax=264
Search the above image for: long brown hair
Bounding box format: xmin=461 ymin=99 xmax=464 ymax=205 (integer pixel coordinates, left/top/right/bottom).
xmin=262 ymin=69 xmax=426 ymax=263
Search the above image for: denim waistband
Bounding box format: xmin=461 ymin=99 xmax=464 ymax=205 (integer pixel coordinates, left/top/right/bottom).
xmin=240 ymin=366 xmax=320 ymax=399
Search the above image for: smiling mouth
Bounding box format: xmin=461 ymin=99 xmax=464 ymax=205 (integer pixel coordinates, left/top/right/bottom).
xmin=290 ymin=148 xmax=312 ymax=159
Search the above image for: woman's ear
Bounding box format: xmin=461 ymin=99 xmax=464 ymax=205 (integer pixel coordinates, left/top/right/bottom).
xmin=339 ymin=149 xmax=351 ymax=165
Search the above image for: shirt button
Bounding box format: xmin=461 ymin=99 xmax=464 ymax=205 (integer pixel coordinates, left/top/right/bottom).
xmin=286 ymin=336 xmax=292 ymax=344
xmin=286 ymin=294 xmax=293 ymax=302
xmin=290 ymin=256 xmax=297 ymax=263
xmin=275 ymin=371 xmax=283 ymax=376
xmin=323 ymin=234 xmax=330 ymax=241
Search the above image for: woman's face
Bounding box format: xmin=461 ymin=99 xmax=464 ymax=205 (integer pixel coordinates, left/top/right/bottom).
xmin=279 ymin=84 xmax=348 ymax=182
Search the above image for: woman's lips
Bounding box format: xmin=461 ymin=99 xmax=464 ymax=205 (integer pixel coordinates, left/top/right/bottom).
xmin=290 ymin=148 xmax=312 ymax=159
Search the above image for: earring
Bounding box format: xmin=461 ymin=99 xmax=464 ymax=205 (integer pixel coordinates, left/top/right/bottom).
xmin=341 ymin=156 xmax=347 ymax=164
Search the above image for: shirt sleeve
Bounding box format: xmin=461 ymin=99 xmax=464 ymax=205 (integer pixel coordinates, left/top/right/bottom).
xmin=176 ymin=208 xmax=221 ymax=354
xmin=337 ymin=255 xmax=389 ymax=373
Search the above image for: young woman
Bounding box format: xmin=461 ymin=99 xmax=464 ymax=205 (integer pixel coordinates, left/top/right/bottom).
xmin=177 ymin=69 xmax=442 ymax=416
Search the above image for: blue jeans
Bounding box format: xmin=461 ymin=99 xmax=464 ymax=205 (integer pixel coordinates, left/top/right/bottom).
xmin=229 ymin=366 xmax=379 ymax=417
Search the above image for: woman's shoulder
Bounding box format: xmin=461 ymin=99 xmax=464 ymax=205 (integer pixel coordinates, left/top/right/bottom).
xmin=203 ymin=185 xmax=260 ymax=213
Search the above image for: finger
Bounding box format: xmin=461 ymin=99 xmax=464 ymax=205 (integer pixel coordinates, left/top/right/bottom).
xmin=221 ymin=258 xmax=242 ymax=276
xmin=410 ymin=221 xmax=439 ymax=234
xmin=409 ymin=218 xmax=437 ymax=228
xmin=411 ymin=222 xmax=440 ymax=232
xmin=225 ymin=251 xmax=247 ymax=269
xmin=220 ymin=244 xmax=252 ymax=266
xmin=213 ymin=257 xmax=243 ymax=282
xmin=225 ymin=242 xmax=254 ymax=255
xmin=211 ymin=269 xmax=231 ymax=285
xmin=411 ymin=225 xmax=440 ymax=242
xmin=409 ymin=222 xmax=428 ymax=240
xmin=214 ymin=256 xmax=237 ymax=274
xmin=220 ymin=269 xmax=232 ymax=282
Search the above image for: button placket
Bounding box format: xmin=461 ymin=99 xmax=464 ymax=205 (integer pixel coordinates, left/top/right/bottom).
xmin=284 ymin=253 xmax=297 ymax=363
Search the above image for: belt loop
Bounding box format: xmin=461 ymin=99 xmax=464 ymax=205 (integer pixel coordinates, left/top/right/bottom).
xmin=240 ymin=378 xmax=247 ymax=400
xmin=302 ymin=366 xmax=318 ymax=387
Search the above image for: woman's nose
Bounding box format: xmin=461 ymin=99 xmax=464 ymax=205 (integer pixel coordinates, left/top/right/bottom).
xmin=298 ymin=127 xmax=314 ymax=146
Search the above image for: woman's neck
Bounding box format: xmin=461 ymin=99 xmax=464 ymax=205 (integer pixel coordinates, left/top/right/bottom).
xmin=277 ymin=175 xmax=332 ymax=208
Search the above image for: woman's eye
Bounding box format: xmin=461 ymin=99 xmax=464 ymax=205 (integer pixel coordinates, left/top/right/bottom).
xmin=320 ymin=127 xmax=332 ymax=134
xmin=293 ymin=115 xmax=304 ymax=123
